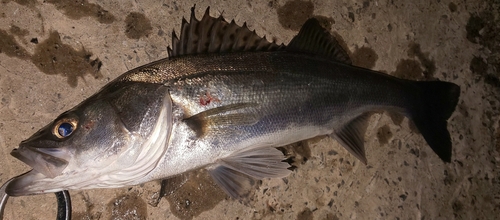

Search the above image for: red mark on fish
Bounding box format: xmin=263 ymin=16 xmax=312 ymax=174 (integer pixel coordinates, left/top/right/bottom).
xmin=199 ymin=91 xmax=220 ymax=106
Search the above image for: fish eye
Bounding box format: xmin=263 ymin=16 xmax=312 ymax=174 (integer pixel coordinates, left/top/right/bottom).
xmin=53 ymin=118 xmax=78 ymax=139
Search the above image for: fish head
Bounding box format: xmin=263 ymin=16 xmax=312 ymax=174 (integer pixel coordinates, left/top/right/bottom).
xmin=12 ymin=99 xmax=131 ymax=177
xmin=6 ymin=82 xmax=172 ymax=196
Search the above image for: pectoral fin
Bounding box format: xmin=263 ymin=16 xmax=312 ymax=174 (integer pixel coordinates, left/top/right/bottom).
xmin=208 ymin=147 xmax=291 ymax=199
xmin=184 ymin=103 xmax=260 ymax=137
xmin=331 ymin=113 xmax=371 ymax=164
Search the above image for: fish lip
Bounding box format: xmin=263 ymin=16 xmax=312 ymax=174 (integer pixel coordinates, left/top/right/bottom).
xmin=10 ymin=145 xmax=69 ymax=179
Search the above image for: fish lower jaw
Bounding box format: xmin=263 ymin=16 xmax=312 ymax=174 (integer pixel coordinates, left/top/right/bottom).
xmin=5 ymin=170 xmax=58 ymax=196
xmin=5 ymin=168 xmax=145 ymax=196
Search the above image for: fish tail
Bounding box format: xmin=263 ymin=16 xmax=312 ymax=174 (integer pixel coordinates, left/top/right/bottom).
xmin=409 ymin=81 xmax=460 ymax=162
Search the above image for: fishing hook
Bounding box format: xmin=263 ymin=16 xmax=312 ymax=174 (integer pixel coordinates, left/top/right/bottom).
xmin=0 ymin=177 xmax=71 ymax=220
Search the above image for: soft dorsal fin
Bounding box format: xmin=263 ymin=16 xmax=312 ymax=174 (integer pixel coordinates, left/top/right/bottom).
xmin=287 ymin=18 xmax=352 ymax=65
xmin=167 ymin=7 xmax=284 ymax=57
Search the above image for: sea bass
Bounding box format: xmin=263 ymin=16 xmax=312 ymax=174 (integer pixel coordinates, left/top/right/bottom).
xmin=5 ymin=7 xmax=459 ymax=199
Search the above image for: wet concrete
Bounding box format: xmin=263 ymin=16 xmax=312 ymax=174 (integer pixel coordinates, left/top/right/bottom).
xmin=0 ymin=0 xmax=499 ymax=219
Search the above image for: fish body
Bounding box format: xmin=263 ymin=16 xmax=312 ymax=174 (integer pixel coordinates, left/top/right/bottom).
xmin=132 ymin=51 xmax=444 ymax=184
xmin=5 ymin=8 xmax=459 ymax=198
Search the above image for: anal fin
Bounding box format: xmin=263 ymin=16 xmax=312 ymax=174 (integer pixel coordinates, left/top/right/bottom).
xmin=208 ymin=147 xmax=291 ymax=200
xmin=331 ymin=113 xmax=371 ymax=164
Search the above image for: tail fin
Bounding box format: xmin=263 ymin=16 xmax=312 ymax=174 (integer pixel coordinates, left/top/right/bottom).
xmin=410 ymin=81 xmax=460 ymax=162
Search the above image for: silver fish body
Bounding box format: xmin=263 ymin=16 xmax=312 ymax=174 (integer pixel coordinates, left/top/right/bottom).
xmin=4 ymin=8 xmax=460 ymax=199
xmin=135 ymin=51 xmax=427 ymax=182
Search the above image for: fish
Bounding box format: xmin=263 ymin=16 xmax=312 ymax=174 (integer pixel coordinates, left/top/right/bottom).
xmin=4 ymin=7 xmax=460 ymax=199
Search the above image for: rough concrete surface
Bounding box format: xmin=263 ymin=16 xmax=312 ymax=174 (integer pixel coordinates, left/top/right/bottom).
xmin=0 ymin=0 xmax=499 ymax=219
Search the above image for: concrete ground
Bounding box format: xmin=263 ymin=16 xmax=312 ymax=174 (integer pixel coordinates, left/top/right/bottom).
xmin=0 ymin=0 xmax=499 ymax=219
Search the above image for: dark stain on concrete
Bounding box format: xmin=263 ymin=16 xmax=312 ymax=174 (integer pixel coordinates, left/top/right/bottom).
xmin=72 ymin=192 xmax=101 ymax=220
xmin=465 ymin=7 xmax=500 ymax=89
xmin=465 ymin=14 xmax=484 ymax=44
xmin=377 ymin=125 xmax=393 ymax=145
xmin=7 ymin=0 xmax=37 ymax=7
xmin=297 ymin=207 xmax=313 ymax=220
xmin=407 ymin=43 xmax=436 ymax=79
xmin=362 ymin=0 xmax=370 ymax=8
xmin=452 ymin=199 xmax=464 ymax=218
xmin=10 ymin=25 xmax=29 ymax=37
xmin=165 ymin=169 xmax=226 ymax=220
xmin=0 ymin=29 xmax=101 ymax=87
xmin=470 ymin=56 xmax=500 ymax=88
xmin=107 ymin=192 xmax=148 ymax=220
xmin=31 ymin=31 xmax=102 ymax=87
xmin=448 ymin=2 xmax=457 ymax=12
xmin=149 ymin=173 xmax=190 ymax=207
xmin=486 ymin=67 xmax=500 ymax=90
xmin=466 ymin=7 xmax=500 ymax=52
xmin=352 ymin=46 xmax=378 ymax=69
xmin=277 ymin=0 xmax=314 ymax=31
xmin=392 ymin=59 xmax=424 ymax=80
xmin=125 ymin=12 xmax=153 ymax=39
xmin=46 ymin=0 xmax=115 ymax=24
xmin=496 ymin=119 xmax=500 ymax=153
xmin=9 ymin=25 xmax=30 ymax=44
xmin=72 ymin=212 xmax=94 ymax=220
xmin=327 ymin=213 xmax=340 ymax=220
xmin=268 ymin=0 xmax=278 ymax=8
xmin=470 ymin=56 xmax=488 ymax=76
xmin=0 ymin=29 xmax=30 ymax=58
xmin=348 ymin=12 xmax=355 ymax=22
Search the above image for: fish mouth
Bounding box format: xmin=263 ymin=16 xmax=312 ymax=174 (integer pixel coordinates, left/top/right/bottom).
xmin=7 ymin=145 xmax=72 ymax=196
xmin=10 ymin=146 xmax=69 ymax=179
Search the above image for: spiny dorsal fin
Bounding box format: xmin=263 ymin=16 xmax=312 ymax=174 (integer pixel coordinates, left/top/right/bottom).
xmin=167 ymin=6 xmax=284 ymax=58
xmin=287 ymin=18 xmax=352 ymax=65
